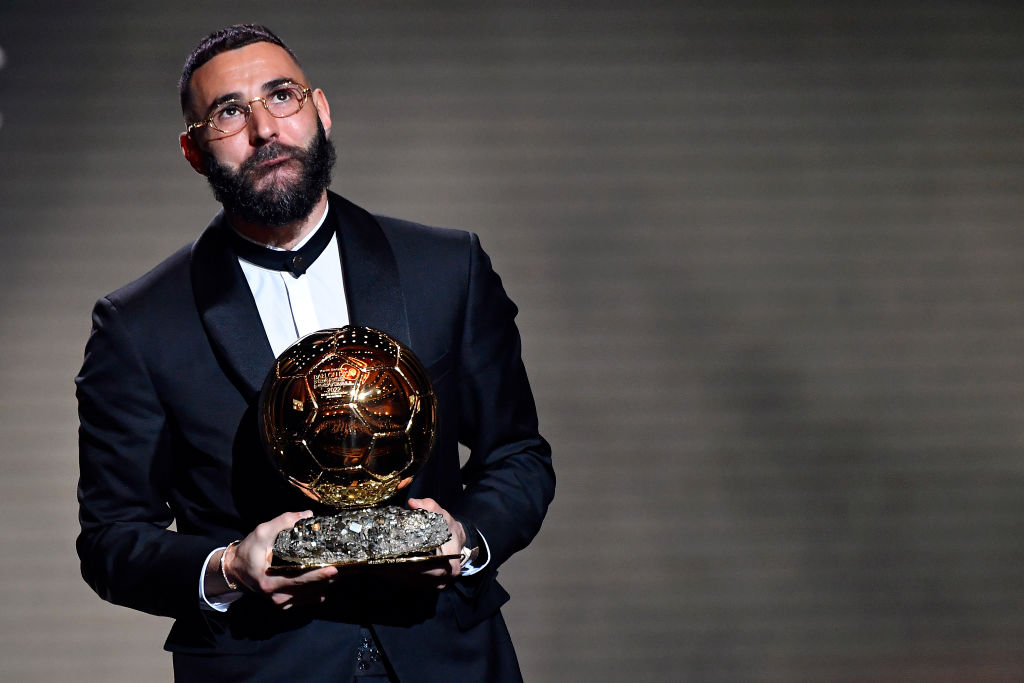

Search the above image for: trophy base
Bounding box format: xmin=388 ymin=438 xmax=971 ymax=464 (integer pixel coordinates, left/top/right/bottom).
xmin=270 ymin=550 xmax=463 ymax=572
xmin=269 ymin=506 xmax=455 ymax=572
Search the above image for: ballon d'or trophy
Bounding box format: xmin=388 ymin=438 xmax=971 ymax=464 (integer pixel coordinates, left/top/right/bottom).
xmin=258 ymin=326 xmax=455 ymax=570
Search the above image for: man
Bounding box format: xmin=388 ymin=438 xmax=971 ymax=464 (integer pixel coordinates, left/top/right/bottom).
xmin=76 ymin=24 xmax=554 ymax=682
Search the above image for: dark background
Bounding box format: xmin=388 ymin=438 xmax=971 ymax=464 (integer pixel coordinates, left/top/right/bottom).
xmin=1 ymin=1 xmax=1023 ymax=681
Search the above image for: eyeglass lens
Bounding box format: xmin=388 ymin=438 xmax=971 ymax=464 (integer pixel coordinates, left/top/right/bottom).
xmin=208 ymin=84 xmax=307 ymax=134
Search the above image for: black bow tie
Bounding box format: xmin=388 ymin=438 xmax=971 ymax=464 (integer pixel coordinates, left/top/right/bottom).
xmin=226 ymin=213 xmax=336 ymax=277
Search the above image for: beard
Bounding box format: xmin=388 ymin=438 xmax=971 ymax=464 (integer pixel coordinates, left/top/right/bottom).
xmin=203 ymin=118 xmax=336 ymax=227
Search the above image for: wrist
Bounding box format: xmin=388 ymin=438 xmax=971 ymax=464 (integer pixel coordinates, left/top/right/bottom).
xmin=220 ymin=540 xmax=241 ymax=591
xmin=453 ymin=518 xmax=480 ymax=568
xmin=458 ymin=544 xmax=479 ymax=567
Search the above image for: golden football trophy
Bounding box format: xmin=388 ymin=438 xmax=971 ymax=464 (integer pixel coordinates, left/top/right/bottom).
xmin=258 ymin=326 xmax=454 ymax=569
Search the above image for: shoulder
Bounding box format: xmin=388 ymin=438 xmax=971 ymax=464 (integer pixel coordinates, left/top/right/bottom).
xmin=98 ymin=242 xmax=196 ymax=328
xmin=373 ymin=214 xmax=482 ymax=275
xmin=101 ymin=211 xmax=228 ymax=315
xmin=375 ymin=214 xmax=474 ymax=250
xmin=104 ymin=242 xmax=193 ymax=308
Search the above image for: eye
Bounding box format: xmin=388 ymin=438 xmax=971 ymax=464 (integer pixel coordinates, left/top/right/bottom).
xmin=213 ymin=101 xmax=245 ymax=122
xmin=270 ymin=86 xmax=299 ymax=103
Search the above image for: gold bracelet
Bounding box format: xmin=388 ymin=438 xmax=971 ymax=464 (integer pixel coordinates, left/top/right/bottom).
xmin=220 ymin=540 xmax=241 ymax=591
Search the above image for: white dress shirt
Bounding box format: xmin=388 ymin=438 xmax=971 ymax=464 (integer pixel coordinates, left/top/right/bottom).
xmin=199 ymin=205 xmax=485 ymax=611
xmin=236 ymin=206 xmax=348 ymax=355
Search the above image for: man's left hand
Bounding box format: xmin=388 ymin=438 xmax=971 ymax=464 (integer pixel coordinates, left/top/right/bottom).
xmin=405 ymin=497 xmax=466 ymax=590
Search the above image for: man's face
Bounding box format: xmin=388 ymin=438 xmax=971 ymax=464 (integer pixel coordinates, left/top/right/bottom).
xmin=182 ymin=41 xmax=335 ymax=225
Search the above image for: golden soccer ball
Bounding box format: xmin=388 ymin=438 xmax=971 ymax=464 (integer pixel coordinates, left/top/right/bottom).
xmin=258 ymin=326 xmax=437 ymax=508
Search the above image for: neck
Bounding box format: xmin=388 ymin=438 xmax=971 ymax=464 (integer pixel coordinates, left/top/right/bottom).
xmin=226 ymin=193 xmax=329 ymax=250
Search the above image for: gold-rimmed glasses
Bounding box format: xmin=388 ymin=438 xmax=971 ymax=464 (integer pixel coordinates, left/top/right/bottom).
xmin=186 ymin=81 xmax=313 ymax=138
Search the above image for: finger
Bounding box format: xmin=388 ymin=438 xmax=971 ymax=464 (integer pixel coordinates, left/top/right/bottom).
xmin=261 ymin=510 xmax=314 ymax=539
xmin=260 ymin=564 xmax=338 ymax=593
xmin=288 ymin=565 xmax=338 ymax=585
xmin=420 ymin=567 xmax=448 ymax=578
xmin=274 ymin=574 xmax=338 ymax=603
xmin=410 ymin=498 xmax=459 ymax=536
xmin=244 ymin=512 xmax=311 ymax=553
xmin=413 ymin=555 xmax=452 ymax=569
xmin=408 ymin=497 xmax=440 ymax=513
xmin=418 ymin=556 xmax=457 ymax=579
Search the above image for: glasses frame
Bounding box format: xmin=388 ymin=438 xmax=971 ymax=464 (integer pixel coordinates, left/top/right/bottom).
xmin=186 ymin=82 xmax=314 ymax=138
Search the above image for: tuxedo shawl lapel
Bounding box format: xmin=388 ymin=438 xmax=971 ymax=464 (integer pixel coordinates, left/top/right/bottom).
xmin=190 ymin=211 xmax=276 ymax=401
xmin=329 ymin=191 xmax=412 ymax=349
xmin=189 ymin=195 xmax=412 ymax=402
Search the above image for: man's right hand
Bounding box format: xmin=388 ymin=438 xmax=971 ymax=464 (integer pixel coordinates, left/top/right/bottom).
xmin=210 ymin=511 xmax=339 ymax=610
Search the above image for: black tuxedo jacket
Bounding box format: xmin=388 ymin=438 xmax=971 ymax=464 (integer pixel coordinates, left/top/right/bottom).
xmin=76 ymin=193 xmax=554 ymax=682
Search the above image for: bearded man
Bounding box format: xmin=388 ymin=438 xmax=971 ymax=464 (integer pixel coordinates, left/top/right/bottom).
xmin=75 ymin=24 xmax=554 ymax=683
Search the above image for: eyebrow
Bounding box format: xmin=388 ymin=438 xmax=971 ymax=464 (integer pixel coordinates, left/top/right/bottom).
xmin=203 ymin=78 xmax=300 ymax=116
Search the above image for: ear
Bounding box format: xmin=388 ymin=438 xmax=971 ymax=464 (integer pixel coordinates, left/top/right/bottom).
xmin=312 ymin=88 xmax=332 ymax=137
xmin=179 ymin=131 xmax=207 ymax=176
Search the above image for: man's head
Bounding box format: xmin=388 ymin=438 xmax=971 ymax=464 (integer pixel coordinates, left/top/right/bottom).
xmin=179 ymin=25 xmax=335 ymax=227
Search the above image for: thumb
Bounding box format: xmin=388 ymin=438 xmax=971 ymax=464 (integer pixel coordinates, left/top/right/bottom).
xmin=265 ymin=510 xmax=314 ymax=536
xmin=408 ymin=497 xmax=439 ymax=512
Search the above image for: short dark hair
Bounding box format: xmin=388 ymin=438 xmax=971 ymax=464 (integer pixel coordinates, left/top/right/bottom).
xmin=179 ymin=24 xmax=299 ymax=115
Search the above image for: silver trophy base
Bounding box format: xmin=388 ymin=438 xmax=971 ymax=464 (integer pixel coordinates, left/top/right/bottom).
xmin=270 ymin=506 xmax=454 ymax=570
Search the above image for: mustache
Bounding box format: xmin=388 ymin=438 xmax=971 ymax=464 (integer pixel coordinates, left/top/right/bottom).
xmin=241 ymin=143 xmax=303 ymax=174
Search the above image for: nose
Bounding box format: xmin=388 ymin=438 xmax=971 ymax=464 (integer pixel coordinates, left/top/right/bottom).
xmin=247 ymin=100 xmax=279 ymax=144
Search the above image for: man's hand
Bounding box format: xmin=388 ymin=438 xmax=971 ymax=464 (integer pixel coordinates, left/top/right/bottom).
xmin=208 ymin=511 xmax=339 ymax=609
xmin=405 ymin=497 xmax=467 ymax=590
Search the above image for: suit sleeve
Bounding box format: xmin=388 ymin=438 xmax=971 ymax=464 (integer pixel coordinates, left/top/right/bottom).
xmin=76 ymin=296 xmax=215 ymax=619
xmin=449 ymin=234 xmax=555 ymax=570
